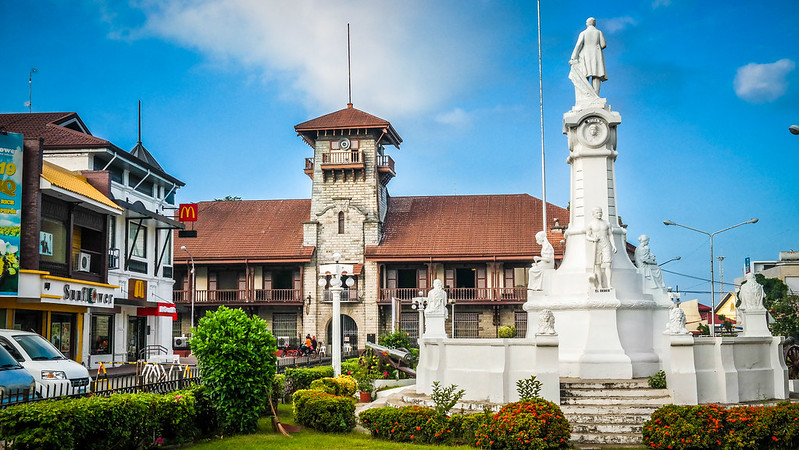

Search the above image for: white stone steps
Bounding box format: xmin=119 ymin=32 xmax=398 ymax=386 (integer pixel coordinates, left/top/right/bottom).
xmin=561 ymin=395 xmax=669 ymax=406
xmin=571 ymin=432 xmax=643 ymax=446
xmin=570 ymin=423 xmax=643 ymax=435
xmin=564 ymin=413 xmax=652 ymax=425
xmin=562 ymin=387 xmax=667 ymax=398
xmin=560 ymin=404 xmax=660 ymax=415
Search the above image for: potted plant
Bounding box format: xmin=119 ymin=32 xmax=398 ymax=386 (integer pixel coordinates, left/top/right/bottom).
xmin=354 ymin=354 xmax=378 ymax=402
xmin=357 ymin=375 xmax=374 ymax=403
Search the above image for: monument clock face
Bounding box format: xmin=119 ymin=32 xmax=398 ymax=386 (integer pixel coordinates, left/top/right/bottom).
xmin=578 ymin=117 xmax=609 ymax=148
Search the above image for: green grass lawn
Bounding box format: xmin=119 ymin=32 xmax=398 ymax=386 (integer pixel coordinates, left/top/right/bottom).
xmin=185 ymin=404 xmax=470 ymax=449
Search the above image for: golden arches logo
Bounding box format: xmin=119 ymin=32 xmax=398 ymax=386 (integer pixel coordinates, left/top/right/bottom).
xmin=179 ymin=203 xmax=197 ymax=222
xmin=133 ymin=280 xmax=145 ymax=299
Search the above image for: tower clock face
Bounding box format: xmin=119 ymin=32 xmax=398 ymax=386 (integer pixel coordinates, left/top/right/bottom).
xmin=339 ymin=137 xmax=351 ymax=150
xmin=578 ymin=117 xmax=609 ymax=148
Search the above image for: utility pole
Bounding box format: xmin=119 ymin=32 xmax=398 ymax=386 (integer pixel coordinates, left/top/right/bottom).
xmin=717 ymin=256 xmax=725 ymax=305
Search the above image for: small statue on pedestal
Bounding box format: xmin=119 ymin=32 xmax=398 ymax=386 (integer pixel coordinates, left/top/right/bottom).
xmin=664 ymin=305 xmax=690 ymax=335
xmin=635 ymin=234 xmax=665 ymax=289
xmin=537 ymin=309 xmax=556 ymax=335
xmin=528 ymin=231 xmax=555 ymax=291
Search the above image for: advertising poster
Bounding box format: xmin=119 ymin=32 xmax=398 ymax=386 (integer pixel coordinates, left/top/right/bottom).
xmin=0 ymin=132 xmax=22 ymax=296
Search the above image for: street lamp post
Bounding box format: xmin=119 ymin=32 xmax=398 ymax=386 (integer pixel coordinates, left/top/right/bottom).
xmin=411 ymin=292 xmax=427 ymax=343
xmin=663 ymin=218 xmax=758 ymax=336
xmin=658 ymin=256 xmax=681 ymax=267
xmin=180 ymin=246 xmax=196 ymax=334
xmin=318 ymin=253 xmax=354 ymax=377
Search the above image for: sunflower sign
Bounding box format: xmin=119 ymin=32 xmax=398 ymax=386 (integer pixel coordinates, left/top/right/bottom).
xmin=0 ymin=132 xmax=22 ymax=296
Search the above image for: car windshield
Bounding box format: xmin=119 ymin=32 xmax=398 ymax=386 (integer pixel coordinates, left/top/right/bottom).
xmin=12 ymin=334 xmax=66 ymax=361
xmin=0 ymin=345 xmax=21 ymax=368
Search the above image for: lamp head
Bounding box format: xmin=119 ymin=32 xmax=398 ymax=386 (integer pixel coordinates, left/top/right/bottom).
xmin=180 ymin=245 xmax=187 ymax=251
xmin=789 ymin=125 xmax=799 ymax=135
xmin=333 ymin=252 xmax=341 ymax=263
xmin=674 ymin=256 xmax=681 ymax=261
xmin=345 ymin=277 xmax=355 ymax=287
xmin=748 ymin=218 xmax=759 ymax=224
xmin=663 ymin=220 xmax=675 ymax=226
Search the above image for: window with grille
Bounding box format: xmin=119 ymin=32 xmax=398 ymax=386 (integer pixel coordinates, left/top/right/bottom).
xmin=272 ymin=313 xmax=297 ymax=342
xmin=400 ymin=312 xmax=419 ymax=346
xmin=515 ymin=311 xmax=528 ymax=338
xmin=454 ymin=312 xmax=480 ymax=338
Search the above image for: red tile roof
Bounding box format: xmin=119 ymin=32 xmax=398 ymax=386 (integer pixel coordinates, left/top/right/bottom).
xmin=174 ymin=199 xmax=314 ymax=262
xmin=294 ymin=104 xmax=401 ymax=147
xmin=365 ymin=194 xmax=569 ymax=261
xmin=0 ymin=112 xmax=110 ymax=149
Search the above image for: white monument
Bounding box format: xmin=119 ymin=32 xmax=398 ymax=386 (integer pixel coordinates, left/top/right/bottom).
xmin=528 ymin=231 xmax=555 ymax=290
xmin=417 ymin=17 xmax=787 ymax=406
xmin=423 ymin=279 xmax=448 ymax=338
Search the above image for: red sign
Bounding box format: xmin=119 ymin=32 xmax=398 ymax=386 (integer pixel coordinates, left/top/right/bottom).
xmin=138 ymin=303 xmax=178 ymax=320
xmin=179 ymin=203 xmax=198 ymax=222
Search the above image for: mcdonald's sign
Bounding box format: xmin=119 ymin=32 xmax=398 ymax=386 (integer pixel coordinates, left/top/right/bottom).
xmin=130 ymin=278 xmax=147 ymax=302
xmin=179 ymin=203 xmax=198 ymax=222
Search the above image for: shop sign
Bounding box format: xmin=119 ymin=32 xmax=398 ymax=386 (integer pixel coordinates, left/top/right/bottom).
xmin=0 ymin=132 xmax=22 ymax=297
xmin=178 ymin=203 xmax=198 ymax=222
xmin=129 ymin=278 xmax=147 ymax=301
xmin=138 ymin=302 xmax=178 ymax=320
xmin=40 ymin=278 xmax=115 ymax=309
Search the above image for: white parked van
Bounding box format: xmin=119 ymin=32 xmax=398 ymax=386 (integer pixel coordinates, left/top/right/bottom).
xmin=0 ymin=329 xmax=91 ymax=397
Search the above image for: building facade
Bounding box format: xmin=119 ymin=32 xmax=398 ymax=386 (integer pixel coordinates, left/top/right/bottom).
xmin=173 ymin=104 xmax=572 ymax=349
xmin=0 ymin=113 xmax=184 ymax=367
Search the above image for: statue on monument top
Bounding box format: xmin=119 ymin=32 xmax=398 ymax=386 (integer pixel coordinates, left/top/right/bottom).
xmin=586 ymin=207 xmax=616 ymax=289
xmin=569 ymin=17 xmax=607 ymax=108
xmin=528 ymin=231 xmax=555 ymax=291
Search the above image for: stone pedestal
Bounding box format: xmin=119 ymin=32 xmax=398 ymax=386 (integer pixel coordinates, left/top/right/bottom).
xmin=741 ymin=309 xmax=771 ymax=337
xmin=423 ymin=310 xmax=448 ymax=338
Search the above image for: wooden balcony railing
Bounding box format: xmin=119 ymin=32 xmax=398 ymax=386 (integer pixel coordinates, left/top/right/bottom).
xmin=322 ymin=150 xmax=362 ymax=165
xmin=173 ymin=289 xmax=303 ymax=304
xmin=376 ymin=155 xmax=395 ymax=173
xmin=322 ymin=289 xmax=359 ymax=302
xmin=379 ymin=287 xmax=527 ymax=303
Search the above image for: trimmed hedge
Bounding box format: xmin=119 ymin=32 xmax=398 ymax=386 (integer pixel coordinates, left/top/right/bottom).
xmin=309 ymin=375 xmax=358 ymax=398
xmin=0 ymin=384 xmax=216 ymax=450
xmin=292 ymin=389 xmax=356 ymax=432
xmin=643 ymin=402 xmax=799 ymax=449
xmin=474 ymin=399 xmax=571 ymax=449
xmin=284 ymin=366 xmax=335 ymax=397
xmin=359 ymin=405 xmax=491 ymax=446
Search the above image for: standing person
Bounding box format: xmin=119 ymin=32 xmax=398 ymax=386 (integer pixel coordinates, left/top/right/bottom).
xmin=570 ymin=17 xmax=607 ymax=95
xmin=585 ymin=207 xmax=616 ymax=289
xmin=311 ymin=335 xmax=317 ymax=353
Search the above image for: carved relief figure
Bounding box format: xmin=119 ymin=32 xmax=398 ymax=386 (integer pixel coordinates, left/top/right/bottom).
xmin=528 ymin=231 xmax=555 ymax=291
xmin=570 ymin=17 xmax=607 ymax=95
xmin=585 ymin=207 xmax=616 ymax=289
xmin=635 ymin=234 xmax=665 ymax=289
xmin=739 ymin=272 xmax=766 ymax=311
xmin=537 ymin=309 xmax=556 ymax=335
xmin=425 ymin=279 xmax=448 ymax=317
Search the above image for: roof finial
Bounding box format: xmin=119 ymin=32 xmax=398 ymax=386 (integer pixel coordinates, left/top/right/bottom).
xmin=137 ymin=100 xmax=142 ymax=145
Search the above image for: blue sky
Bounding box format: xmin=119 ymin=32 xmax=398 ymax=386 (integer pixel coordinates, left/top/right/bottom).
xmin=1 ymin=0 xmax=797 ymax=306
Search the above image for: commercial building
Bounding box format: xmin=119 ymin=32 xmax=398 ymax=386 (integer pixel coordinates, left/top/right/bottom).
xmin=0 ymin=113 xmax=184 ymax=367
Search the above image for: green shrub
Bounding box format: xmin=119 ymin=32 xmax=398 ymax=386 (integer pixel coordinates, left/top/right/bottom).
xmin=642 ymin=404 xmax=728 ymax=449
xmin=643 ymin=402 xmax=799 ymax=449
xmin=431 ymin=381 xmax=465 ymax=417
xmin=516 ymin=375 xmax=543 ymax=401
xmin=190 ymin=306 xmax=277 ymax=434
xmin=648 ymin=370 xmax=667 ymax=389
xmin=284 ymin=366 xmax=335 ymax=396
xmin=0 ymin=385 xmax=214 ymax=449
xmin=379 ymin=330 xmax=413 ymax=349
xmin=272 ymin=374 xmax=286 ymax=404
xmin=309 ymin=375 xmax=357 ymax=397
xmin=475 ymin=399 xmax=571 ymax=449
xmin=498 ymin=325 xmax=517 ymax=338
xmin=292 ymin=389 xmax=356 ymax=432
xmin=359 ymin=406 xmax=491 ymax=446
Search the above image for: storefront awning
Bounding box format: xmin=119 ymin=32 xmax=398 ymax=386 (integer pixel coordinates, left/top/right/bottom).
xmin=115 ymin=199 xmax=184 ymax=229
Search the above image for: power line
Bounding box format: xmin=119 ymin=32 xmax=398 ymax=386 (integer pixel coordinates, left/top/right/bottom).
xmin=661 ymin=268 xmax=738 ymax=288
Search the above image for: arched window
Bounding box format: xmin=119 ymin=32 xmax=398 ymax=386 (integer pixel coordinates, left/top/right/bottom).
xmin=338 ymin=211 xmax=345 ymax=234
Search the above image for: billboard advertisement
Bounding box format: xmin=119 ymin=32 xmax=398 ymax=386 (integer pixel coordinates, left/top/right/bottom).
xmin=0 ymin=132 xmax=22 ymax=296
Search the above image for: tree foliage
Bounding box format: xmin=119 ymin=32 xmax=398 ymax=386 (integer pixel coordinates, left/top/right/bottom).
xmin=190 ymin=306 xmax=277 ymax=434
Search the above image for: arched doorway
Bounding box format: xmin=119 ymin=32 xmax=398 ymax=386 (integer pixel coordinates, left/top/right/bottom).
xmin=327 ymin=314 xmax=358 ymax=351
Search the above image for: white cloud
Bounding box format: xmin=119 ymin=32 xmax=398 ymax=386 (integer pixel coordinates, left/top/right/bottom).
xmin=652 ymin=0 xmax=671 ymax=8
xmin=602 ymin=16 xmax=637 ymax=34
xmin=128 ymin=0 xmax=494 ymax=118
xmin=435 ymin=108 xmax=472 ymax=128
xmin=734 ymin=59 xmax=795 ymax=103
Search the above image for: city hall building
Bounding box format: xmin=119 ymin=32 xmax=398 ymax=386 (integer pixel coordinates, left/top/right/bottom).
xmin=173 ymin=104 xmax=574 ymax=349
